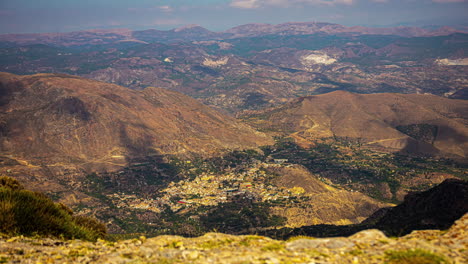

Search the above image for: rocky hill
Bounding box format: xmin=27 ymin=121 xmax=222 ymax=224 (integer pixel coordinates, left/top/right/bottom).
xmin=0 ymin=72 xmax=271 ymax=167
xmin=1 ymin=213 xmax=466 ymax=263
xmin=259 ymin=178 xmax=467 ymax=239
xmin=242 ymin=91 xmax=468 ymax=158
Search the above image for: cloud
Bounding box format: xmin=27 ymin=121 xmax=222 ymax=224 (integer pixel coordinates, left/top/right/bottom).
xmin=230 ymin=0 xmax=355 ymax=8
xmin=230 ymin=0 xmax=261 ymax=9
xmin=157 ymin=5 xmax=174 ymax=12
xmin=127 ymin=6 xmax=174 ymax=13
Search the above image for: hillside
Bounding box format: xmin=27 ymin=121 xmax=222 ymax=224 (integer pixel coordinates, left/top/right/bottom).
xmin=260 ymin=178 xmax=468 ymax=239
xmin=242 ymin=91 xmax=468 ymax=158
xmin=0 ymin=72 xmax=272 ymax=168
xmin=373 ymin=178 xmax=468 ymax=236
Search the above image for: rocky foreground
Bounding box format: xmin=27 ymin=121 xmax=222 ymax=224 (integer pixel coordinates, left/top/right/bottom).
xmin=1 ymin=213 xmax=466 ymax=264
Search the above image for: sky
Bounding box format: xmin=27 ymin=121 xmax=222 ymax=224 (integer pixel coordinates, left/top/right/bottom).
xmin=0 ymin=0 xmax=467 ymax=34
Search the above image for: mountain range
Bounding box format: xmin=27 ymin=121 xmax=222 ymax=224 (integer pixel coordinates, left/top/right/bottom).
xmin=0 ymin=22 xmax=467 ymax=114
xmin=0 ymin=22 xmax=466 ymax=47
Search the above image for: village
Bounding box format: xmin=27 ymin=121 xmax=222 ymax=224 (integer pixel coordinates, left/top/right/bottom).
xmin=108 ymin=159 xmax=309 ymax=213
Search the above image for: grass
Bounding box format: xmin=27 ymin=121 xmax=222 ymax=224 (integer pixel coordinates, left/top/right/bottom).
xmin=348 ymin=249 xmax=364 ymax=256
xmin=385 ymin=249 xmax=449 ymax=264
xmin=165 ymin=240 xmax=184 ymax=249
xmin=261 ymin=242 xmax=285 ymax=251
xmin=198 ymin=238 xmax=234 ymax=249
xmin=238 ymin=235 xmax=265 ymax=246
xmin=0 ymin=176 xmax=106 ymax=241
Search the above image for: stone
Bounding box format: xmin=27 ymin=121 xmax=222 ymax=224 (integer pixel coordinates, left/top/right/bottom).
xmin=349 ymin=229 xmax=388 ymax=244
xmin=182 ymin=250 xmax=200 ymax=260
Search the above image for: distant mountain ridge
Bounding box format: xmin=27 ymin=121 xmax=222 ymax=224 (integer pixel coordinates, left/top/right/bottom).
xmin=0 ymin=22 xmax=466 ymax=47
xmin=223 ymin=22 xmax=464 ymax=38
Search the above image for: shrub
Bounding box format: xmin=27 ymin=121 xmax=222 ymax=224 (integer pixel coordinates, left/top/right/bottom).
xmin=73 ymin=215 xmax=107 ymax=239
xmin=0 ymin=176 xmax=23 ymax=191
xmin=0 ymin=176 xmax=106 ymax=241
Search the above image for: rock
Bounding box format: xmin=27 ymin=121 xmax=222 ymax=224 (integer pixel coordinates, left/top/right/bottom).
xmin=138 ymin=246 xmax=153 ymax=258
xmin=182 ymin=250 xmax=200 ymax=260
xmin=160 ymin=249 xmax=181 ymax=259
xmin=286 ymin=237 xmax=354 ymax=251
xmin=324 ymin=238 xmax=355 ymax=249
xmin=349 ymin=229 xmax=388 ymax=244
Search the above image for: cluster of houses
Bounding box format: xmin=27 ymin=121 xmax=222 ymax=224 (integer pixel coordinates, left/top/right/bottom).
xmin=108 ymin=159 xmax=308 ymax=213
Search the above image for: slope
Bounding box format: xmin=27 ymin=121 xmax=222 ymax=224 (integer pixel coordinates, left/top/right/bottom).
xmin=243 ymin=91 xmax=468 ymax=158
xmin=0 ymin=72 xmax=272 ymax=171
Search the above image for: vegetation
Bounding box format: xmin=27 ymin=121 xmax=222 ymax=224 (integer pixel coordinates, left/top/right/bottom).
xmin=0 ymin=176 xmax=106 ymax=241
xmin=261 ymin=137 xmax=467 ymax=202
xmin=76 ymin=136 xmax=466 ymax=235
xmin=396 ymin=124 xmax=438 ymax=144
xmin=385 ymin=249 xmax=449 ymax=264
xmin=200 ymin=193 xmax=286 ymax=233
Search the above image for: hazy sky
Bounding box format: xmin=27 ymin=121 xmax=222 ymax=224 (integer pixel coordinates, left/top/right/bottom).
xmin=0 ymin=0 xmax=466 ymax=34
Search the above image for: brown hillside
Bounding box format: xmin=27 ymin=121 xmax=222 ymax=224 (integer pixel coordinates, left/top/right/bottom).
xmin=243 ymin=91 xmax=468 ymax=157
xmin=0 ymin=72 xmax=272 ymax=170
xmin=268 ymin=165 xmax=384 ymax=226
